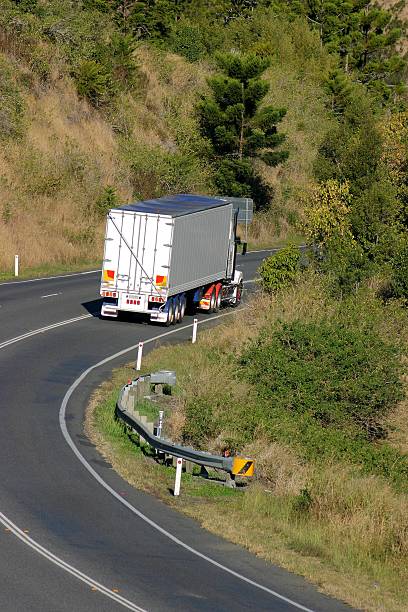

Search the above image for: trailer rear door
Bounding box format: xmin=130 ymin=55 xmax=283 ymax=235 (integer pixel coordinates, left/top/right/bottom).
xmin=101 ymin=209 xmax=172 ymax=296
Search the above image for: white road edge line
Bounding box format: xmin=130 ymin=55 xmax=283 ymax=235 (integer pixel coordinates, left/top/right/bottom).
xmin=0 ymin=269 xmax=100 ymax=286
xmin=0 ymin=279 xmax=311 ymax=611
xmin=0 ymin=513 xmax=147 ymax=612
xmin=59 ymin=312 xmax=314 ymax=612
xmin=0 ymin=279 xmax=256 ymax=351
xmin=0 ymin=245 xmax=306 ymax=286
xmin=243 ymin=278 xmax=258 ymax=284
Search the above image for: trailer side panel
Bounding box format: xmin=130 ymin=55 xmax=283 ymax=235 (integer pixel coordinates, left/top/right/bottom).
xmin=168 ymin=204 xmax=232 ymax=296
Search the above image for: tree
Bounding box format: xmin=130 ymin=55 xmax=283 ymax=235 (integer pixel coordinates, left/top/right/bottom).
xmin=300 ymin=1 xmax=405 ymax=103
xmin=311 ymin=83 xmax=406 ymax=292
xmin=303 ymin=179 xmax=352 ymax=247
xmin=324 ymin=69 xmax=353 ymax=115
xmin=380 ymin=111 xmax=408 ymax=228
xmin=197 ymin=52 xmax=288 ymax=208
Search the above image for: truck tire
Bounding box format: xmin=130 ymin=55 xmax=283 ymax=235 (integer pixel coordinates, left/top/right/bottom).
xmin=174 ymin=297 xmax=181 ymax=324
xmin=178 ymin=295 xmax=186 ymax=323
xmin=231 ymin=280 xmax=243 ymax=307
xmin=213 ymin=286 xmax=222 ymax=312
xmin=209 ymin=288 xmax=217 ymax=313
xmin=165 ymin=300 xmax=175 ymax=326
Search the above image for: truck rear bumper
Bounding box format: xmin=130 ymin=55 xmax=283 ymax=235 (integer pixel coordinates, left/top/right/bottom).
xmin=149 ymin=309 xmax=168 ymax=323
xmin=101 ymin=302 xmax=119 ymax=318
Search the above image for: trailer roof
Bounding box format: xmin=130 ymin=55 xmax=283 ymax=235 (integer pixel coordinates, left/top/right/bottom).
xmin=115 ymin=194 xmax=229 ymax=217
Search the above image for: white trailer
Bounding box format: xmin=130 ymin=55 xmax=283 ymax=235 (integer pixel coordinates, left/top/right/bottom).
xmin=100 ymin=194 xmax=243 ymax=324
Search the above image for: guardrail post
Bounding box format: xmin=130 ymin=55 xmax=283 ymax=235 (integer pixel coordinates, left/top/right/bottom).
xmin=14 ymin=255 xmax=19 ymax=277
xmin=174 ymin=457 xmax=183 ymax=496
xmin=192 ymin=318 xmax=198 ymax=344
xmin=136 ymin=342 xmax=144 ymax=371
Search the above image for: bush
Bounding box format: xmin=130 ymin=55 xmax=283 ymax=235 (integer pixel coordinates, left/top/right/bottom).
xmin=182 ymin=398 xmax=216 ymax=449
xmin=75 ymin=60 xmax=116 ymax=106
xmin=319 ymin=235 xmax=373 ymax=295
xmin=168 ymin=20 xmax=206 ymax=63
xmin=0 ymin=54 xmax=25 ymax=139
xmin=390 ymin=240 xmax=408 ymax=300
xmin=258 ymin=244 xmax=300 ymax=293
xmin=125 ymin=145 xmax=211 ymax=199
xmin=95 ymin=186 xmax=119 ymax=218
xmin=241 ymin=318 xmax=403 ymax=440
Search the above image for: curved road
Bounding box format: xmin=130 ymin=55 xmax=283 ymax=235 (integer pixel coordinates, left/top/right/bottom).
xmin=0 ymin=251 xmax=352 ymax=612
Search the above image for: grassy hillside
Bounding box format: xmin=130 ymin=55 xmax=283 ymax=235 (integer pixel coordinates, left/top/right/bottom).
xmin=88 ymin=273 xmax=408 ymax=611
xmin=0 ymin=1 xmax=340 ymax=274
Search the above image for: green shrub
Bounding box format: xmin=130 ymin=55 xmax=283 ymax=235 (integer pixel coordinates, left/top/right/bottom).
xmin=124 ymin=145 xmax=211 ymax=199
xmin=319 ymin=235 xmax=373 ymax=296
xmin=74 ymin=60 xmax=116 ymax=106
xmin=241 ymin=318 xmax=403 ymax=440
xmin=0 ymin=54 xmax=25 ymax=139
xmin=258 ymin=244 xmax=300 ymax=293
xmin=292 ymin=488 xmax=313 ymax=515
xmin=390 ymin=240 xmax=408 ymax=300
xmin=95 ymin=185 xmax=119 ymax=218
xmin=168 ymin=20 xmax=206 ymax=63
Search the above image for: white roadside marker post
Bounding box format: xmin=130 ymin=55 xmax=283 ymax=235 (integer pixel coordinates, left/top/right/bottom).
xmin=174 ymin=457 xmax=183 ymax=496
xmin=192 ymin=318 xmax=198 ymax=344
xmin=157 ymin=410 xmax=164 ymax=438
xmin=136 ymin=342 xmax=144 ymax=371
xmin=14 ymin=255 xmax=19 ymax=277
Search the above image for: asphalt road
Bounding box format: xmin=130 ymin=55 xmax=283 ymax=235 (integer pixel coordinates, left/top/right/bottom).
xmin=0 ymin=251 xmax=354 ymax=612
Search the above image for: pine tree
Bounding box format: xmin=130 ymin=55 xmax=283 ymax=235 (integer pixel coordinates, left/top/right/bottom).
xmin=300 ymin=1 xmax=405 ymax=102
xmin=197 ymin=52 xmax=288 ymax=208
xmin=324 ymin=70 xmax=353 ymax=115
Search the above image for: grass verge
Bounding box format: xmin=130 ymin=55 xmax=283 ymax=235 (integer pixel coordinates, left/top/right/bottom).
xmin=0 ymin=259 xmax=101 ymax=282
xmin=86 ymin=279 xmax=408 ymax=612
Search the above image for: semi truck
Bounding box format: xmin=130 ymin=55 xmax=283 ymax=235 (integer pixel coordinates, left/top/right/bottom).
xmin=100 ymin=194 xmax=243 ymax=325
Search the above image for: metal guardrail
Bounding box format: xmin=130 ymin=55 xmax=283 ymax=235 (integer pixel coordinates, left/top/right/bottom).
xmin=116 ymin=374 xmax=235 ymax=474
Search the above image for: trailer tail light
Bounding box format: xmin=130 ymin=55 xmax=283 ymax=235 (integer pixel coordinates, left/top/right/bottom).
xmin=155 ymin=275 xmax=167 ymax=287
xmin=126 ymin=299 xmax=141 ymax=305
xmin=103 ymin=269 xmax=115 ymax=282
xmin=102 ymin=291 xmax=117 ymax=298
xmin=149 ymin=296 xmax=165 ymax=303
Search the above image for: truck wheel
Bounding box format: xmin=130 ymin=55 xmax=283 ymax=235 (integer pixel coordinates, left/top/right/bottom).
xmin=209 ymin=288 xmax=217 ymax=313
xmin=178 ymin=295 xmax=186 ymax=322
xmin=231 ymin=281 xmax=243 ymax=307
xmin=165 ymin=300 xmax=175 ymax=326
xmin=213 ymin=286 xmax=222 ymax=312
xmin=174 ymin=298 xmax=181 ymax=324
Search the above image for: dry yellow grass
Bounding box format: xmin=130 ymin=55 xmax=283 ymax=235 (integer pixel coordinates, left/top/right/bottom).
xmin=0 ymin=46 xmax=215 ymax=273
xmin=0 ymin=74 xmax=133 ymax=271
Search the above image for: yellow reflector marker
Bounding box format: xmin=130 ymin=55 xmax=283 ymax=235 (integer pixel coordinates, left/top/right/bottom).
xmin=231 ymin=457 xmax=255 ymax=477
xmin=155 ymin=275 xmax=167 ymax=287
xmin=103 ymin=269 xmax=115 ymax=282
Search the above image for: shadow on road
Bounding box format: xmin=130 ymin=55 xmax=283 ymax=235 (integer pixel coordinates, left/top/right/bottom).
xmin=81 ymin=298 xmax=151 ymax=325
xmin=81 ymin=298 xmax=103 ymax=317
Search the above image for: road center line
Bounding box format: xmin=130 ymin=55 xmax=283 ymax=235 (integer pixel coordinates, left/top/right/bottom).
xmin=41 ymin=292 xmax=61 ymax=298
xmin=0 ymin=314 xmax=92 ymax=351
xmin=0 ymin=276 xmax=256 ymax=352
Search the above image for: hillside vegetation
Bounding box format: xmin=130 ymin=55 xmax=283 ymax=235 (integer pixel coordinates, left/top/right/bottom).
xmin=89 ymin=273 xmax=408 ymax=611
xmin=6 ymin=1 xmax=405 ymax=608
xmin=2 ymin=0 xmax=405 ymax=274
